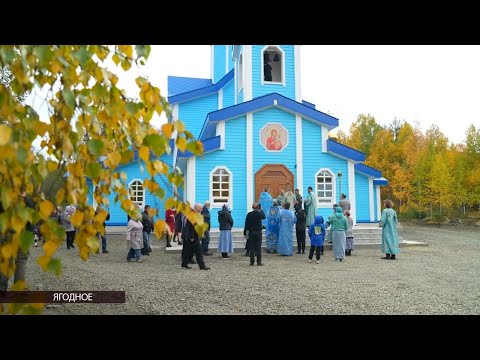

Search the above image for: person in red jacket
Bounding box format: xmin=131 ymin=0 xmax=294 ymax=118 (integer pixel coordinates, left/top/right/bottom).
xmin=165 ymin=207 xmax=176 ymax=248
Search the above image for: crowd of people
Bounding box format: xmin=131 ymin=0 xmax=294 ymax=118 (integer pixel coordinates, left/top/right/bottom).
xmin=1 ymin=187 xmax=401 ymax=292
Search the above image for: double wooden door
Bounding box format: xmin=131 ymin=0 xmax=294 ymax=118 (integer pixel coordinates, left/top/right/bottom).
xmin=255 ymin=164 xmax=294 ymax=202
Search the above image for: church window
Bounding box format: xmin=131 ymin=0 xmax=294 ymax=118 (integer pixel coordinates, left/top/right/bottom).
xmin=316 ymin=169 xmax=335 ymax=204
xmin=211 ymin=167 xmax=232 ymax=207
xmin=128 ymin=179 xmax=145 ymax=209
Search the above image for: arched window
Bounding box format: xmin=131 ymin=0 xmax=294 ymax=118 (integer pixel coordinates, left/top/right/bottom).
xmin=210 ymin=167 xmax=232 ymax=207
xmin=128 ymin=179 xmax=145 ymax=209
xmin=316 ymin=169 xmax=335 ymax=205
xmin=262 ymin=46 xmax=284 ymax=84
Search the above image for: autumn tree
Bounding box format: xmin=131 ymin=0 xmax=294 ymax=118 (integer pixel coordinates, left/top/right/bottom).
xmin=463 ymin=124 xmax=480 ymax=209
xmin=0 ymin=45 xmax=205 ymax=314
xmin=346 ymin=114 xmax=383 ymax=158
xmin=427 ymin=153 xmax=455 ymax=217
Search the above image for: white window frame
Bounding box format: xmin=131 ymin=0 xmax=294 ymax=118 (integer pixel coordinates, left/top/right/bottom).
xmin=128 ymin=179 xmax=145 ymax=209
xmin=261 ymin=45 xmax=286 ymax=86
xmin=315 ymin=168 xmax=336 ymax=208
xmin=210 ymin=166 xmax=233 ymax=209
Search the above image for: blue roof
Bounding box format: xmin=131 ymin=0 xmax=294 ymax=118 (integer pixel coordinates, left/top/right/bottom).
xmin=199 ymin=93 xmax=339 ymax=140
xmin=373 ymin=177 xmax=389 ymax=186
xmin=177 ymin=136 xmax=221 ymax=158
xmin=302 ymin=100 xmax=316 ymax=109
xmin=355 ymin=163 xmax=382 ymax=178
xmin=168 ymin=70 xmax=234 ymax=104
xmin=168 ymin=76 xmax=212 ymax=97
xmin=326 ymin=139 xmax=365 ymax=163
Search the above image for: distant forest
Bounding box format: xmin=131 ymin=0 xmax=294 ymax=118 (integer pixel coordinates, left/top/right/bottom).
xmin=334 ymin=114 xmax=480 ymax=219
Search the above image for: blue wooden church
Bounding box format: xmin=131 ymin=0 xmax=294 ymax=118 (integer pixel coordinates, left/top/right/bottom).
xmin=96 ymin=45 xmax=388 ymax=227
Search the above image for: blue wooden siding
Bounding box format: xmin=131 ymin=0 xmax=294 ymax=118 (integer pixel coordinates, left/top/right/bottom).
xmin=95 ymin=155 xmax=174 ymax=226
xmin=301 ymin=118 xmax=349 ymax=220
xmin=195 ymin=116 xmax=247 ymax=228
xmin=355 ymin=173 xmax=370 ymax=222
xmin=223 ymin=79 xmax=235 ymax=108
xmin=178 ymin=92 xmax=218 ymax=138
xmin=251 ymin=45 xmax=296 ymax=100
xmin=213 ymin=45 xmax=227 ymax=83
xmin=252 ymin=107 xmax=296 ymax=197
xmin=238 ymin=89 xmax=243 ymax=104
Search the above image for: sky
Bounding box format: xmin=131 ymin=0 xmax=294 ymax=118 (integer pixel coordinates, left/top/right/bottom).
xmin=28 ymin=45 xmax=480 ymax=146
xmin=124 ymin=45 xmax=480 ymax=145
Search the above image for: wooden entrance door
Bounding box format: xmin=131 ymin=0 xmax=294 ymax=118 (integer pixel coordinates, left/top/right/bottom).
xmin=255 ymin=164 xmax=294 ymax=203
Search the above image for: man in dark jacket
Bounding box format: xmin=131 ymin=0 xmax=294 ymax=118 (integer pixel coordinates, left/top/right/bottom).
xmin=181 ymin=203 xmax=210 ymax=270
xmin=141 ymin=205 xmax=153 ymax=255
xmin=243 ymin=202 xmax=266 ymax=266
xmin=201 ymin=201 xmax=212 ymax=256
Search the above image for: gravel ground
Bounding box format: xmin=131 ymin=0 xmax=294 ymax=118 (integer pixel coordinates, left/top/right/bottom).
xmin=19 ymin=223 xmax=480 ymax=315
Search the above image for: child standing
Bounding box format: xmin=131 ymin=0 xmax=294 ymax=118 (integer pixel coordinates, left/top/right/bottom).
xmin=345 ymin=210 xmax=354 ymax=256
xmin=308 ymin=215 xmax=326 ymax=264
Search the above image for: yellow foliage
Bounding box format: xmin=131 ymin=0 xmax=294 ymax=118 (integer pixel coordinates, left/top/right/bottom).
xmin=0 ymin=45 xmax=205 ymax=313
xmin=106 ymin=152 xmax=122 ymax=169
xmin=176 ymin=136 xmax=187 ymax=152
xmin=139 ymin=145 xmax=150 ymax=162
xmin=71 ymin=211 xmax=84 ymax=227
xmin=153 ymin=219 xmax=166 ymax=238
xmin=39 ymin=200 xmax=54 ymax=220
xmin=0 ymin=125 xmax=13 ymax=146
xmin=56 ymin=188 xmax=65 ymax=204
xmin=11 ymin=215 xmax=25 ymax=233
xmin=43 ymin=241 xmax=59 ymax=257
xmin=162 ymin=123 xmax=174 ymax=138
xmin=37 ymin=255 xmax=51 ymax=271
xmin=174 ymin=120 xmax=185 ymax=133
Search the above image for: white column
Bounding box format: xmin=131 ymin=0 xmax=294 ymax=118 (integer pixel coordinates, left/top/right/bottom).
xmin=210 ymin=45 xmax=214 ymax=81
xmin=218 ymin=88 xmax=223 ymax=110
xmin=322 ymin=126 xmax=328 ymax=152
xmin=225 ymin=45 xmax=229 ymax=73
xmin=369 ymin=178 xmax=374 ymax=221
xmin=172 ymin=104 xmax=179 ymax=168
xmin=234 ymin=58 xmax=237 ymax=105
xmin=294 ymin=45 xmax=302 ymax=102
xmin=295 ymin=115 xmax=303 ymax=194
xmin=246 ymin=112 xmax=253 ymax=208
xmin=376 ymin=186 xmax=381 ymax=221
xmin=186 ymin=156 xmax=196 ymax=205
xmin=216 ymin=121 xmax=225 ymax=150
xmin=244 ymin=45 xmax=253 ymax=101
xmin=348 ymin=160 xmax=356 ymax=225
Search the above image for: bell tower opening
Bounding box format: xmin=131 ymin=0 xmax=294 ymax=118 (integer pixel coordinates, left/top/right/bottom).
xmin=262 ymin=46 xmax=283 ymax=83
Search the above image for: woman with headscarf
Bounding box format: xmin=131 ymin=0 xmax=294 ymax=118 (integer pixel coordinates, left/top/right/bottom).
xmin=329 ymin=206 xmax=348 ymax=261
xmin=63 ymin=205 xmax=76 ymax=249
xmin=265 ymin=200 xmax=281 ymax=253
xmin=304 ymin=186 xmax=318 ymax=227
xmin=277 ymin=202 xmax=296 ymax=256
xmin=380 ymin=199 xmax=400 ymax=260
xmin=258 ymin=187 xmax=273 ymax=229
xmin=217 ymin=204 xmax=234 ymax=259
xmin=126 ymin=207 xmax=144 ymax=262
